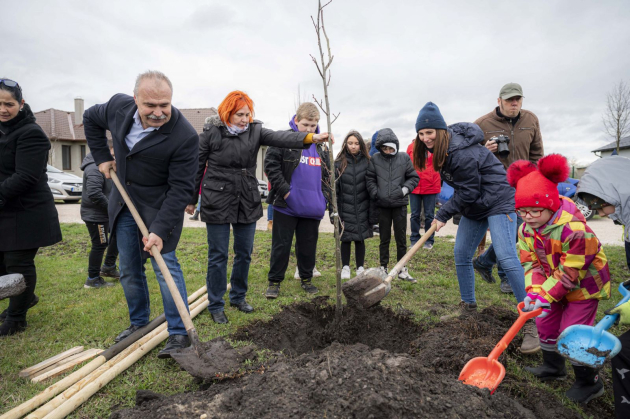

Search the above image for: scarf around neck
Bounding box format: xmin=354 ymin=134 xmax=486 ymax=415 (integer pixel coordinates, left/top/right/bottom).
xmin=226 ymin=123 xmax=249 ymax=135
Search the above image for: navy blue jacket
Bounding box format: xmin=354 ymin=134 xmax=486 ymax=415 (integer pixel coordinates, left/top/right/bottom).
xmin=83 ymin=94 xmax=199 ymax=254
xmin=435 ymin=123 xmax=515 ymax=222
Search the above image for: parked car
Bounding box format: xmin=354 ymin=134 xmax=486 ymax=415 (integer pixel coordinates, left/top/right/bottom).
xmin=436 ymin=177 xmax=594 ymax=221
xmin=257 ymin=179 xmax=268 ymax=198
xmin=47 ymin=165 xmax=83 ymax=203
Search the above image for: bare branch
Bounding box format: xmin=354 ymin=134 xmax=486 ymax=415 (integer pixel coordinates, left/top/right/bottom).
xmin=331 ymin=112 xmax=340 ymax=124
xmin=309 ymin=54 xmax=324 ymax=78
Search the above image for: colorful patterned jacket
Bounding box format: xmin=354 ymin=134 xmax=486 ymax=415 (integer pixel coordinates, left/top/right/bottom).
xmin=518 ymin=196 xmax=611 ymax=303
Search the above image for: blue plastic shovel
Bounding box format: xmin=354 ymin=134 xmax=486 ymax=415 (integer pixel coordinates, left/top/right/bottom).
xmin=556 ymin=282 xmax=630 ymax=368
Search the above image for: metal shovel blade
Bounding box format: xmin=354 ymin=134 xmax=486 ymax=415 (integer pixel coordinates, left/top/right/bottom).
xmin=556 ymin=282 xmax=630 ymax=368
xmin=341 ymin=268 xmax=388 ymax=308
xmin=458 ymin=358 xmax=505 ymax=394
xmin=171 ymin=337 xmax=256 ymax=380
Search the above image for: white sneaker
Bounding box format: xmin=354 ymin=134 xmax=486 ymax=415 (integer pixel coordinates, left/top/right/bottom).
xmin=398 ymin=267 xmax=417 ymax=283
xmin=341 ymin=265 xmax=351 ymax=279
xmin=423 ymin=243 xmax=433 ymax=250
xmin=379 ymin=266 xmax=387 ymax=275
xmin=356 ymin=266 xmax=365 ymax=275
xmin=295 ymin=266 xmax=321 ymax=279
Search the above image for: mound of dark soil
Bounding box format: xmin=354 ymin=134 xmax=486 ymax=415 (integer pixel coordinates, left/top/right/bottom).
xmin=111 ymin=299 xmax=613 ymax=419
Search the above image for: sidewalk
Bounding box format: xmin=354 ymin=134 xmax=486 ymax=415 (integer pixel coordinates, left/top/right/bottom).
xmin=55 ymin=204 xmax=625 ymax=246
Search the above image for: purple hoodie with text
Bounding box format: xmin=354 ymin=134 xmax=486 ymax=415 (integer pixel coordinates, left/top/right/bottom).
xmin=274 ymin=116 xmax=327 ymax=220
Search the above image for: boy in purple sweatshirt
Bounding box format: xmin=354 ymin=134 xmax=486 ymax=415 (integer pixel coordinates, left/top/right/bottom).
xmin=264 ymin=103 xmax=332 ymax=298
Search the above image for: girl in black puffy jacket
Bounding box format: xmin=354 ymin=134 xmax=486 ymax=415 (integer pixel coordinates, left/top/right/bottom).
xmin=366 ymin=128 xmax=419 ymax=282
xmin=335 ymin=131 xmax=376 ymax=280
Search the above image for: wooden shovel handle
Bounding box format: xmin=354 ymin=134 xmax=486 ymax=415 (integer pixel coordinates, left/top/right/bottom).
xmin=109 ymin=169 xmax=196 ymax=336
xmin=385 ymin=224 xmax=438 ymax=284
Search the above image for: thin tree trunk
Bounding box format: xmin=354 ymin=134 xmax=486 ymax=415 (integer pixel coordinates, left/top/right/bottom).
xmin=311 ymin=0 xmax=343 ymax=319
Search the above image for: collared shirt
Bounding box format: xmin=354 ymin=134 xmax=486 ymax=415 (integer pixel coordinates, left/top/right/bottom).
xmin=125 ymin=110 xmax=159 ymax=150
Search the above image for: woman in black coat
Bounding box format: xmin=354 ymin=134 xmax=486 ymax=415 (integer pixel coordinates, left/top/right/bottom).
xmin=0 ymin=79 xmax=62 ymax=336
xmin=185 ymin=91 xmax=331 ymax=324
xmin=335 ymin=131 xmax=374 ymax=280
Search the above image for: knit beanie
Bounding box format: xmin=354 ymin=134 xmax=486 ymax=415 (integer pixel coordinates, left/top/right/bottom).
xmin=415 ymin=102 xmax=447 ymax=132
xmin=506 ymin=154 xmax=570 ymax=212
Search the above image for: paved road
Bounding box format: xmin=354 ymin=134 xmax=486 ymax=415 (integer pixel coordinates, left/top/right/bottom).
xmin=55 ymin=203 xmax=625 ymax=246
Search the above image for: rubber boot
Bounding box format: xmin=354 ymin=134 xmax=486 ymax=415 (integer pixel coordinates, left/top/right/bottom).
xmin=189 ymin=210 xmax=199 ymax=221
xmin=565 ymin=365 xmax=605 ymax=404
xmin=524 ymin=349 xmax=567 ymax=381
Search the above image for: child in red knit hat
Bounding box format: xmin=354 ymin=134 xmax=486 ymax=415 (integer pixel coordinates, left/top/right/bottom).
xmin=507 ymin=153 xmax=611 ymax=405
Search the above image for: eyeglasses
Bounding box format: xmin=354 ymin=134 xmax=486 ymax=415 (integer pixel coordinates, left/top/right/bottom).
xmin=0 ymin=79 xmax=21 ymax=90
xmin=517 ymin=209 xmax=543 ymax=218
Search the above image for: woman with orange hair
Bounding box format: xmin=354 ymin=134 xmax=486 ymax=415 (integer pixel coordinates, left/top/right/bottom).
xmin=186 ymin=91 xmax=331 ymax=324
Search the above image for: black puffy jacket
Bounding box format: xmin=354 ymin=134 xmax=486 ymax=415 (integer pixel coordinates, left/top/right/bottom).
xmin=80 ymin=153 xmax=112 ymax=223
xmin=194 ymin=116 xmax=310 ymax=224
xmin=366 ymin=129 xmax=419 ymax=208
xmin=264 ymin=138 xmax=332 ymax=211
xmin=435 ymin=123 xmax=515 ymax=222
xmin=335 ymin=152 xmax=375 ymax=242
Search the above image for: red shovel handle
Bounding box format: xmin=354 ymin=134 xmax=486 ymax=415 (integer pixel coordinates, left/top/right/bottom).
xmin=487 ymin=302 xmax=542 ymax=361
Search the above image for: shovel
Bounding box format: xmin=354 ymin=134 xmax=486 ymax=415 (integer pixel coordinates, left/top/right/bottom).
xmin=109 ymin=169 xmax=207 ymax=369
xmin=342 ymin=224 xmax=437 ymax=308
xmin=459 ymin=302 xmax=542 ymax=393
xmin=556 ymin=281 xmax=630 ymax=368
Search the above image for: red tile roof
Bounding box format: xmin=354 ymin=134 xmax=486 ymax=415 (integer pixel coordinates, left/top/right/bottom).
xmin=33 ymin=107 xmax=218 ymax=141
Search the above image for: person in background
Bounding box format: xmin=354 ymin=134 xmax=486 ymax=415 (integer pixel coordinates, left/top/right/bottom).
xmin=366 ymin=128 xmax=419 ymax=282
xmin=510 ymin=155 xmax=610 ymax=405
xmin=368 ymin=130 xmax=380 ymax=234
xmin=264 ymin=102 xmax=332 ymax=299
xmin=188 ymin=94 xmax=332 ymax=320
xmin=80 ymin=140 xmax=119 ymax=288
xmin=473 ymin=82 xmax=544 ymax=295
xmin=407 ymin=137 xmax=440 ymax=249
xmin=0 ymin=78 xmax=62 ymax=336
xmin=335 ymin=131 xmax=375 ymax=279
xmin=575 ymin=155 xmax=630 ymax=416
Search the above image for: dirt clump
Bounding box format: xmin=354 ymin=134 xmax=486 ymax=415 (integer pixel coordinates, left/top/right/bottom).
xmin=111 ymin=299 xmax=613 ymax=419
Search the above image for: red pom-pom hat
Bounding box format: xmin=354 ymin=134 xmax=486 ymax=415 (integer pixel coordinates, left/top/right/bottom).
xmin=506 ymin=154 xmax=570 ymax=212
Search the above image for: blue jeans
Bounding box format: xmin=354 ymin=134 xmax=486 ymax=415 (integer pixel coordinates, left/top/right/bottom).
xmin=453 ymin=213 xmax=526 ymax=304
xmin=409 ymin=193 xmax=436 ymax=245
xmin=205 ymin=222 xmax=257 ymax=313
xmin=267 ymin=205 xmax=274 ymax=221
xmin=477 ymin=216 xmax=524 ymax=281
xmin=115 ymin=207 xmax=189 ymax=336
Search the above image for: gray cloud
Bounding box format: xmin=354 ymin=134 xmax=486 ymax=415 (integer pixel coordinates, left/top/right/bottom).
xmin=2 ymin=0 xmax=628 ymax=163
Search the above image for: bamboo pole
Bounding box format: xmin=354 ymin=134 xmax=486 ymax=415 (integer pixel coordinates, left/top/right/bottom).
xmin=25 ymin=295 xmax=208 ymax=419
xmin=19 ymin=347 xmax=84 ymax=378
xmin=0 ymin=285 xmax=208 ymax=419
xmin=31 ymin=350 xmax=103 ymax=384
xmin=42 ymin=298 xmax=209 ymax=419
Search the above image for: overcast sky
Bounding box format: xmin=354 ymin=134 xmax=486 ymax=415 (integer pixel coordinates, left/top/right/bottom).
xmin=4 ymin=0 xmax=629 ymax=164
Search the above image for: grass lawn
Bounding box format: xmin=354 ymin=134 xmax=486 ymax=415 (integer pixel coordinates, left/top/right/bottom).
xmin=0 ymin=224 xmax=628 ymax=418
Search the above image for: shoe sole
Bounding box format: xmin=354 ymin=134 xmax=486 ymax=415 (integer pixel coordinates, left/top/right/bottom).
xmin=578 ymin=386 xmax=605 ymax=404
